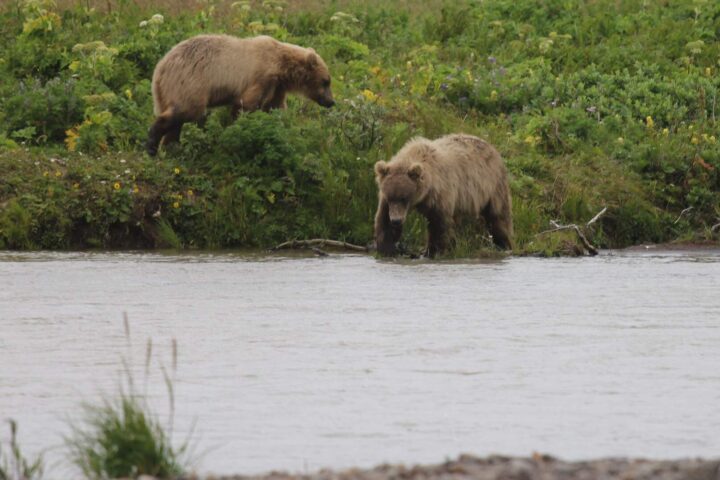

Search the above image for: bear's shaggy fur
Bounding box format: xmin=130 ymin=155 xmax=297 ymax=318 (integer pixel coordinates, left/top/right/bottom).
xmin=146 ymin=34 xmax=335 ymax=155
xmin=374 ymin=134 xmax=513 ymax=256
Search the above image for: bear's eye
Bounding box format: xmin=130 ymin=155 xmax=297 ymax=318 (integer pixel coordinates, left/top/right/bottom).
xmin=322 ymin=79 xmax=331 ymax=88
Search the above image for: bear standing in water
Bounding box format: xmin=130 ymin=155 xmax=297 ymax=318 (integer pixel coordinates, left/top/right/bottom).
xmin=374 ymin=134 xmax=513 ymax=257
xmin=147 ymin=34 xmax=335 ymax=156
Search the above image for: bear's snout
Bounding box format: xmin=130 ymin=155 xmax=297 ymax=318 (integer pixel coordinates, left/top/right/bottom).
xmin=319 ymin=97 xmax=335 ymax=108
xmin=390 ymin=218 xmax=403 ymax=227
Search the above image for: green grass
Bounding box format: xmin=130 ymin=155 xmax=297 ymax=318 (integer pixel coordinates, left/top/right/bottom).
xmin=65 ymin=319 xmax=188 ymax=479
xmin=67 ymin=396 xmax=185 ymax=480
xmin=0 ymin=420 xmax=43 ymax=480
xmin=0 ymin=0 xmax=718 ymax=255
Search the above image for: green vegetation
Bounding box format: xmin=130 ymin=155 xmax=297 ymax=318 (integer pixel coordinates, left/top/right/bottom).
xmin=67 ymin=396 xmax=185 ymax=479
xmin=66 ymin=321 xmax=188 ymax=479
xmin=1 ymin=0 xmax=719 ymax=255
xmin=0 ymin=420 xmax=43 ymax=480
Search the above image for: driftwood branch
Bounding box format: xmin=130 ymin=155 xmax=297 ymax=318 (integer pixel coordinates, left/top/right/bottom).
xmin=711 ymin=221 xmax=720 ymax=233
xmin=270 ymin=238 xmax=369 ymax=253
xmin=586 ymin=206 xmax=608 ymax=228
xmin=537 ymin=207 xmax=607 ymax=256
xmin=673 ymin=206 xmax=694 ymax=224
xmin=538 ymin=224 xmax=599 ymax=255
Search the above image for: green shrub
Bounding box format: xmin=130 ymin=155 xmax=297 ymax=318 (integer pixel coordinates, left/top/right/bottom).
xmin=0 ymin=0 xmax=718 ymax=254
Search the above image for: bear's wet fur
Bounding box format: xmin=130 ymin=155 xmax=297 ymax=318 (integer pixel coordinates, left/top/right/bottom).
xmin=374 ymin=134 xmax=513 ymax=257
xmin=147 ymin=34 xmax=334 ymax=155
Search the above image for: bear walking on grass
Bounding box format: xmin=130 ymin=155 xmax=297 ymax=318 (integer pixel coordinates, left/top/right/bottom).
xmin=374 ymin=134 xmax=513 ymax=257
xmin=147 ymin=34 xmax=335 ymax=156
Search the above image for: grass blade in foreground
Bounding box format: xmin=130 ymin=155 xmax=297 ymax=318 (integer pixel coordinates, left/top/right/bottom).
xmin=0 ymin=420 xmax=43 ymax=480
xmin=66 ymin=320 xmax=188 ymax=480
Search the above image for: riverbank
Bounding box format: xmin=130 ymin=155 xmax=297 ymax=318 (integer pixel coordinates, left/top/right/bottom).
xmin=184 ymin=455 xmax=720 ymax=480
xmin=1 ymin=0 xmax=719 ymax=254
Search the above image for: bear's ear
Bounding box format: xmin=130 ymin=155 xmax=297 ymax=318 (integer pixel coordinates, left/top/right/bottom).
xmin=408 ymin=163 xmax=423 ymax=181
xmin=374 ymin=161 xmax=389 ymax=178
xmin=306 ymin=51 xmax=319 ymax=67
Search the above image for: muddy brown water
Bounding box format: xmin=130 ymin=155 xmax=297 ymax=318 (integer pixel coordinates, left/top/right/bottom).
xmin=1 ymin=249 xmax=719 ymax=477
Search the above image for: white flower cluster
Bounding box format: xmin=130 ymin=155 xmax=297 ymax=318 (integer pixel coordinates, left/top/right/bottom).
xmin=139 ymin=13 xmax=164 ymax=28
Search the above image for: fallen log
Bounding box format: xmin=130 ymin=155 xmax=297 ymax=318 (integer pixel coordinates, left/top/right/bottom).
xmin=270 ymin=238 xmax=369 ymax=253
xmin=538 ymin=223 xmax=599 ymax=255
xmin=536 ymin=207 xmax=607 ymax=256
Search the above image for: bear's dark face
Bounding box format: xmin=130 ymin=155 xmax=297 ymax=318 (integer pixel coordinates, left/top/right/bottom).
xmin=305 ymin=52 xmax=335 ymax=108
xmin=375 ymin=161 xmax=423 ymax=227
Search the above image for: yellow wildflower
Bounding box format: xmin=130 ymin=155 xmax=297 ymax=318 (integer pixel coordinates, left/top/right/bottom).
xmin=133 ymin=185 xmax=139 ymax=193
xmin=662 ymin=128 xmax=669 ymax=136
xmin=370 ymin=66 xmax=381 ymax=75
xmin=173 ymin=201 xmax=180 ymax=209
xmin=43 ymin=171 xmax=49 ymax=177
xmin=523 ymin=135 xmax=540 ymax=147
xmin=125 ymin=88 xmax=133 ymax=100
xmin=113 ymin=182 xmax=121 ymax=190
xmin=187 ymin=189 xmax=194 ymax=196
xmin=706 ymin=67 xmax=712 ymax=77
xmin=361 ymin=89 xmax=377 ymax=102
xmin=617 ymin=137 xmax=625 ymax=144
xmin=645 ymin=116 xmax=654 ymax=129
xmin=691 ymin=136 xmax=700 ymax=145
xmin=72 ymin=183 xmax=80 ymax=189
xmin=709 ymin=135 xmax=716 ymax=144
xmin=55 ymin=171 xmax=62 ymax=177
xmin=490 ymin=90 xmax=498 ymax=101
xmin=65 ymin=128 xmax=79 ymax=152
xmin=174 ymin=167 xmax=181 ymax=175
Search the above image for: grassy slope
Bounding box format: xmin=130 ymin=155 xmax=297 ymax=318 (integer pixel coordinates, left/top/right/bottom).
xmin=0 ymin=0 xmax=718 ymax=253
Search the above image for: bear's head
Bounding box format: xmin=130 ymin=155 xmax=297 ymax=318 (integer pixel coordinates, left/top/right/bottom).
xmin=302 ymin=50 xmax=335 ymax=108
xmin=374 ymin=160 xmax=425 ymax=227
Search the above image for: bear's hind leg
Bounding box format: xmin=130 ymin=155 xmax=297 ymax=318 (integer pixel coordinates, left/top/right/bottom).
xmin=161 ymin=122 xmax=183 ymax=146
xmin=147 ymin=119 xmax=167 ymax=156
xmin=147 ymin=114 xmax=183 ymax=156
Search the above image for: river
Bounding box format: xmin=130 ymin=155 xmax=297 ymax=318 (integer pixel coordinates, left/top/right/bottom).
xmin=1 ymin=248 xmax=719 ymax=477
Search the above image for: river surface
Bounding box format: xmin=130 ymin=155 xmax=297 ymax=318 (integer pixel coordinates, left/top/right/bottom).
xmin=1 ymin=249 xmax=719 ymax=477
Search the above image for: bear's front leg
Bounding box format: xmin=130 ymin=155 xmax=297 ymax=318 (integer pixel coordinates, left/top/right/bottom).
xmin=374 ymin=199 xmax=402 ymax=255
xmin=264 ymin=88 xmax=287 ymax=111
xmin=422 ymin=207 xmax=451 ymax=258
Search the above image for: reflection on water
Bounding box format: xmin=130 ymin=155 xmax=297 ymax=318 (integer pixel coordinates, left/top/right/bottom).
xmin=1 ymin=249 xmax=719 ymax=477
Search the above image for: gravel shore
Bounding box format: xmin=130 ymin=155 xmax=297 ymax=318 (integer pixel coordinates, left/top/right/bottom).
xmin=194 ymin=454 xmax=720 ymax=480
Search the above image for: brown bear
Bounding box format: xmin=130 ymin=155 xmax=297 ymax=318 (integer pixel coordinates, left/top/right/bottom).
xmin=374 ymin=133 xmax=513 ymax=257
xmin=146 ymin=34 xmax=335 ymax=156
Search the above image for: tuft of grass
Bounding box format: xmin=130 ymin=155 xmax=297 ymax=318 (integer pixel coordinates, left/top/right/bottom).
xmin=155 ymin=218 xmax=183 ymax=249
xmin=67 ymin=396 xmax=184 ymax=480
xmin=66 ymin=316 xmax=188 ymax=480
xmin=0 ymin=419 xmax=43 ymax=480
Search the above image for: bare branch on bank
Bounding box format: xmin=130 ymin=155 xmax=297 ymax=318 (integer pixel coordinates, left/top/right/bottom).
xmin=270 ymin=238 xmax=369 ymax=253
